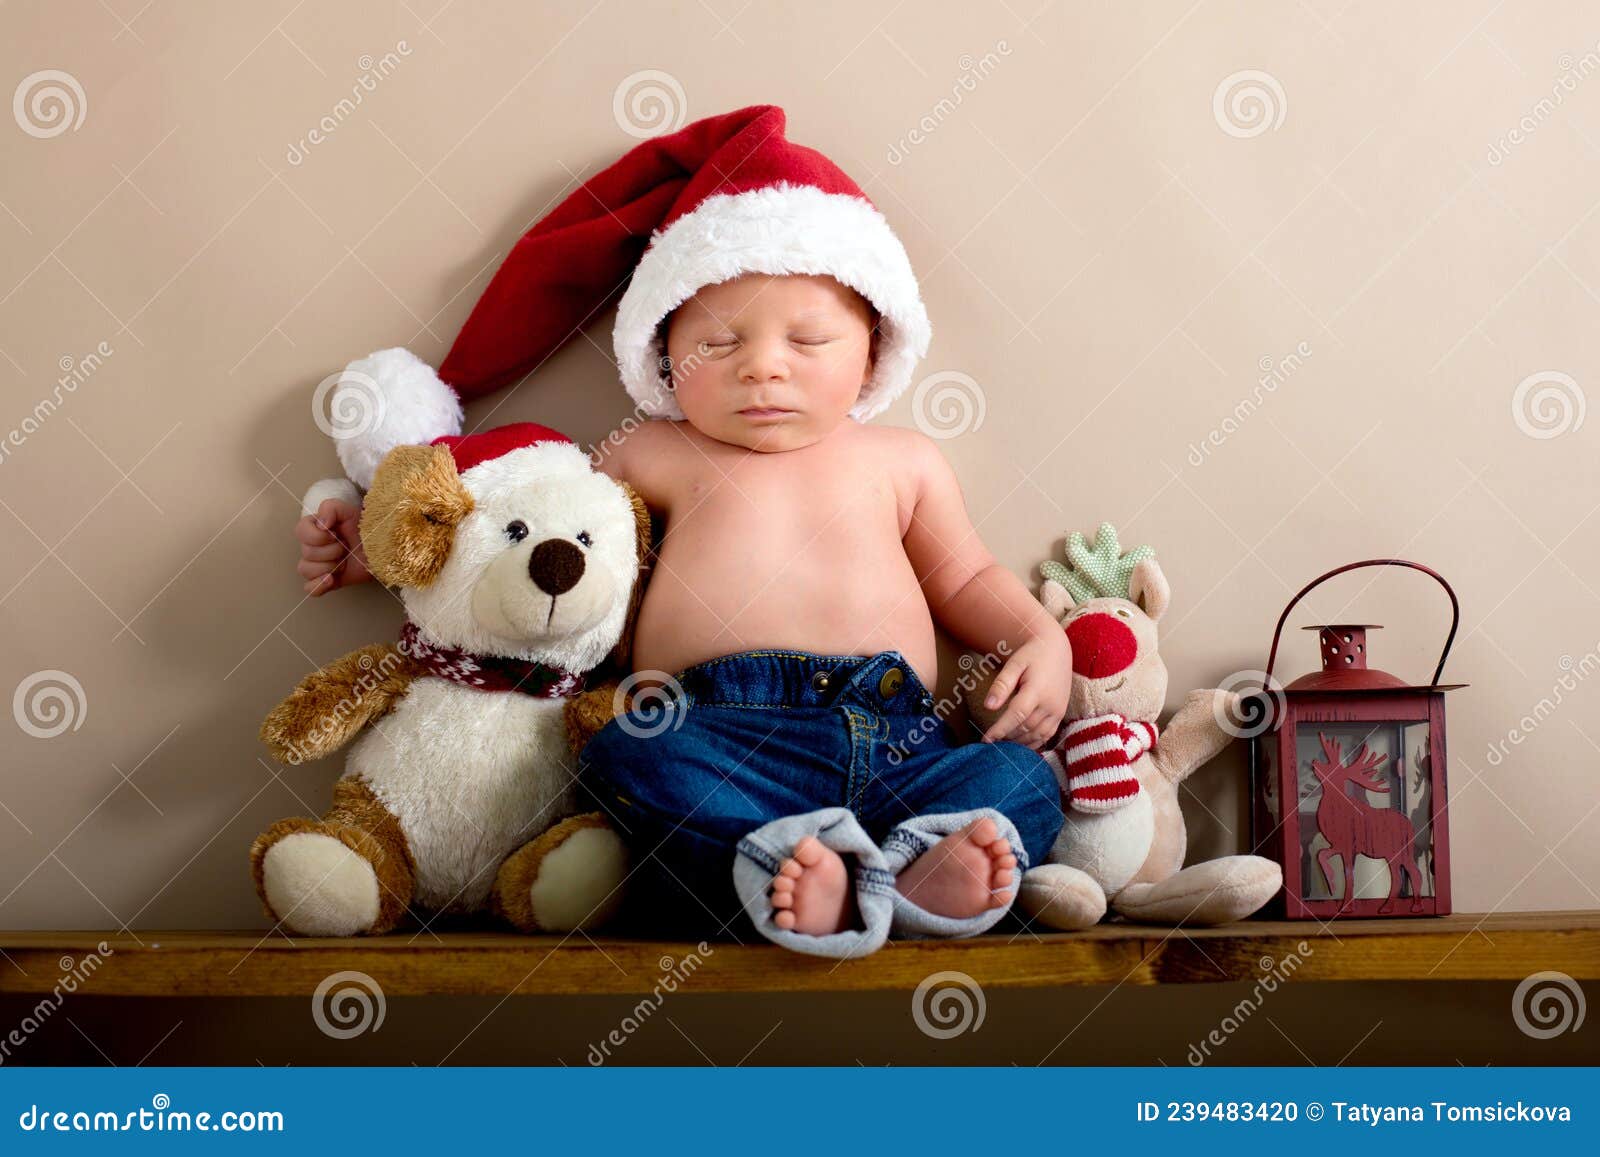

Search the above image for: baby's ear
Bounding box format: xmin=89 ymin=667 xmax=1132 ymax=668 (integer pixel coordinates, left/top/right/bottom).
xmin=360 ymin=444 xmax=474 ymax=588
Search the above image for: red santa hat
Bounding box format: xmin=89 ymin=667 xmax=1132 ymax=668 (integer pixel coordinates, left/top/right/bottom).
xmin=431 ymin=420 xmax=573 ymax=476
xmin=314 ymin=104 xmax=930 ymax=497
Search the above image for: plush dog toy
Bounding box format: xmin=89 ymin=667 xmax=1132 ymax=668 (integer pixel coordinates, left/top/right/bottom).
xmin=968 ymin=523 xmax=1280 ymax=931
xmin=251 ymin=350 xmax=649 ymax=937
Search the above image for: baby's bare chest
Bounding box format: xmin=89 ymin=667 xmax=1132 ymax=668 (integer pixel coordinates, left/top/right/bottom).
xmin=672 ymin=450 xmax=908 ymax=553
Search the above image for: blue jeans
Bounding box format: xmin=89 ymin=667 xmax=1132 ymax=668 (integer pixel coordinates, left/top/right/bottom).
xmin=579 ymin=649 xmax=1064 ymax=939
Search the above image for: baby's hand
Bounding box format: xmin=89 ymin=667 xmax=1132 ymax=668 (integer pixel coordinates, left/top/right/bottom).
xmin=295 ymin=498 xmax=372 ymax=596
xmin=980 ymin=633 xmax=1072 ymax=749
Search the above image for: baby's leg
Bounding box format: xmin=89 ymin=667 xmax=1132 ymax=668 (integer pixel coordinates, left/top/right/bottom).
xmin=579 ymin=711 xmax=821 ymax=935
xmin=871 ymin=736 xmax=1065 ymax=938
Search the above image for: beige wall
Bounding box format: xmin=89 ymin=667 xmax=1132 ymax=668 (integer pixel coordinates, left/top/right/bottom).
xmin=1 ymin=0 xmax=1596 ymax=933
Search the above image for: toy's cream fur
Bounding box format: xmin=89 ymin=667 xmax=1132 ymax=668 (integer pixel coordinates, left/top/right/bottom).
xmin=969 ymin=555 xmax=1281 ymax=930
xmin=252 ymin=440 xmax=649 ymax=937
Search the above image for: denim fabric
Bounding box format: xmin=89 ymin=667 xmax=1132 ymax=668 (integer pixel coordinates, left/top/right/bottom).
xmin=579 ymin=648 xmax=1064 ymax=938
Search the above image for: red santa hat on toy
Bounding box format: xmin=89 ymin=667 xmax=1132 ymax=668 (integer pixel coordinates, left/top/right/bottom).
xmin=308 ymin=104 xmax=931 ymax=505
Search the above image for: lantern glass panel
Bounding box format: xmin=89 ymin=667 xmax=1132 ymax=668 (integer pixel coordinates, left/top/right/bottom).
xmin=1294 ymin=720 xmax=1435 ymax=903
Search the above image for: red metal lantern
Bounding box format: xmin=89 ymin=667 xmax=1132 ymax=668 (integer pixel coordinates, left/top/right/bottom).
xmin=1248 ymin=560 xmax=1465 ymax=919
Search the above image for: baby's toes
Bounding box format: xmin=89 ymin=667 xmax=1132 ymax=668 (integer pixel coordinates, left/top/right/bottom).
xmin=993 ymin=867 xmax=1015 ymax=889
xmin=791 ymin=835 xmax=826 ymax=868
xmin=966 ymin=817 xmax=999 ymax=847
xmin=774 ymin=909 xmax=797 ymax=930
xmin=778 ymin=857 xmax=803 ymax=880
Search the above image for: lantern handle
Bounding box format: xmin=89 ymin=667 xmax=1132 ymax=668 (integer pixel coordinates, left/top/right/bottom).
xmin=1263 ymin=559 xmax=1460 ymax=688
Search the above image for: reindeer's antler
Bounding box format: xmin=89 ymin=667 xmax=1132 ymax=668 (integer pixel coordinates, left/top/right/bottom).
xmin=1337 ymin=740 xmax=1391 ymax=793
xmin=1347 ymin=742 xmax=1387 ymax=777
xmin=1308 ymin=731 xmax=1343 ymax=780
xmin=1039 ymin=521 xmax=1154 ymax=603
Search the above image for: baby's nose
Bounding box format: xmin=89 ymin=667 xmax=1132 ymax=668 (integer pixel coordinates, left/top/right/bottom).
xmin=1065 ymin=612 xmax=1138 ymax=679
xmin=527 ymin=538 xmax=585 ymax=596
xmin=738 ymin=342 xmax=789 ymax=381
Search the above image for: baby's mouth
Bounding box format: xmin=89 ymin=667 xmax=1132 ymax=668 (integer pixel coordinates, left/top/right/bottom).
xmin=738 ymin=406 xmax=793 ymax=419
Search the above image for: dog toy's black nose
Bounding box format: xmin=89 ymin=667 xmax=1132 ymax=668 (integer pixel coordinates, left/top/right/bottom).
xmin=527 ymin=538 xmax=585 ymax=595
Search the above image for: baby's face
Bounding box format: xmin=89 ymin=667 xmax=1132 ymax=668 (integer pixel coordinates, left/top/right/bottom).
xmin=663 ymin=273 xmax=876 ymax=452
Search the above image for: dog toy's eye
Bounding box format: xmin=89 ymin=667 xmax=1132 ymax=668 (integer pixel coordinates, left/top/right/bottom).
xmin=576 ymin=530 xmax=593 ymax=548
xmin=506 ymin=520 xmax=529 ymax=543
xmin=1114 ymin=607 xmax=1132 ymax=618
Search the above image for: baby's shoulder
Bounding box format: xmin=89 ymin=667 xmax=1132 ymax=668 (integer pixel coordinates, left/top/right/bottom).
xmin=852 ymin=422 xmax=945 ymax=478
xmin=595 ymin=417 xmax=692 ymax=465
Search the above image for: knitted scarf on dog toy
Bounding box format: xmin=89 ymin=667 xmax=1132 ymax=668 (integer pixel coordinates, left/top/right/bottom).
xmin=398 ymin=621 xmax=586 ymax=698
xmin=1058 ymin=713 xmax=1158 ymax=813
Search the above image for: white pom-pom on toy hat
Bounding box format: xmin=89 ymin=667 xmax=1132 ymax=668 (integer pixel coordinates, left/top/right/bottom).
xmin=324 ymin=347 xmax=465 ymax=491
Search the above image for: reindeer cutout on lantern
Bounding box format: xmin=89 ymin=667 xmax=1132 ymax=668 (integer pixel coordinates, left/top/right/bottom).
xmin=1310 ymin=731 xmax=1426 ymax=914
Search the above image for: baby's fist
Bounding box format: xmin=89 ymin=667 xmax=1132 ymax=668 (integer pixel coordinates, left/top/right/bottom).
xmin=295 ymin=495 xmax=370 ymax=596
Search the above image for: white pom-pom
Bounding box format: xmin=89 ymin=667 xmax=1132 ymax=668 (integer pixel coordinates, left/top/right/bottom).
xmin=300 ymin=477 xmax=363 ymax=517
xmin=328 ymin=348 xmax=463 ymax=489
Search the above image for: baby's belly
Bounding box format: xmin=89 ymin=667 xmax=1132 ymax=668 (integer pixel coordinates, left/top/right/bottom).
xmin=633 ymin=535 xmax=938 ymax=685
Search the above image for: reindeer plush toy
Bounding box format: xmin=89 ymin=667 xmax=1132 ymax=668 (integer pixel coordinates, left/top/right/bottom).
xmin=968 ymin=523 xmax=1281 ymax=931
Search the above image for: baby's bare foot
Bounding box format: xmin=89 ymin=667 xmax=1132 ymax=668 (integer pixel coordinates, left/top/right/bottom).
xmin=770 ymin=836 xmax=853 ymax=935
xmin=894 ymin=817 xmax=1017 ymax=920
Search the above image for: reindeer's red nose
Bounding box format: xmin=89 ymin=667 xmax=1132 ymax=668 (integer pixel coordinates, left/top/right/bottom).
xmin=1065 ymin=612 xmax=1138 ymax=679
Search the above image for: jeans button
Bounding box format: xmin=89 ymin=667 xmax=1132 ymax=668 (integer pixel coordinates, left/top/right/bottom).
xmin=811 ymin=671 xmax=831 ymax=691
xmin=878 ymin=667 xmax=905 ymax=699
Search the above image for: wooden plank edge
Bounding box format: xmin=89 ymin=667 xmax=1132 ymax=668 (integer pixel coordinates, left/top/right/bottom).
xmin=1 ymin=924 xmax=1596 ymax=996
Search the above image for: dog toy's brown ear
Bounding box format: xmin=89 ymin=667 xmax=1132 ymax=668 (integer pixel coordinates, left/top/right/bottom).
xmin=360 ymin=444 xmax=474 ymax=588
xmin=602 ymin=481 xmax=653 ymax=670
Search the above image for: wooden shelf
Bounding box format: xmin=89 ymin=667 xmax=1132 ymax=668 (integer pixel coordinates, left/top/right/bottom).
xmin=3 ymin=912 xmax=1595 ymax=998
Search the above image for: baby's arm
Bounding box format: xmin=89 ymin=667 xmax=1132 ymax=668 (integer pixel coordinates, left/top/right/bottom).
xmin=901 ymin=435 xmax=1071 ymax=748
